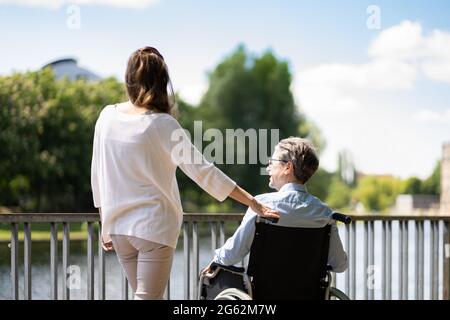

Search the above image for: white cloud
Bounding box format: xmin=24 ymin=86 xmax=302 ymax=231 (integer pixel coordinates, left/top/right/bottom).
xmin=299 ymin=59 xmax=416 ymax=92
xmin=0 ymin=0 xmax=159 ymax=9
xmin=413 ymin=109 xmax=450 ymax=124
xmin=294 ymin=20 xmax=450 ymax=178
xmin=296 ymin=20 xmax=450 ymax=119
xmin=368 ymin=20 xmax=425 ymax=60
xmin=369 ymin=20 xmax=450 ymax=84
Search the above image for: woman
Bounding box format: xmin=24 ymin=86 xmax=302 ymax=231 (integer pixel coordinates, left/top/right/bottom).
xmin=91 ymin=46 xmax=279 ymax=300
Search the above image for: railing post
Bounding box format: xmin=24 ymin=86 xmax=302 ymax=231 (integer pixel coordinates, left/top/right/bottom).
xmin=87 ymin=222 xmax=95 ymax=300
xmin=415 ymin=221 xmax=422 ymax=300
xmin=399 ymin=220 xmax=404 ymax=300
xmin=364 ymin=221 xmax=368 ymax=300
xmin=418 ymin=220 xmax=424 ymax=300
xmin=122 ymin=272 xmax=129 ymax=300
xmin=98 ymin=223 xmax=105 ymax=300
xmin=444 ymin=220 xmax=450 ymax=300
xmin=429 ymin=220 xmax=435 ymax=300
xmin=369 ymin=221 xmax=374 ymax=300
xmin=10 ymin=223 xmax=19 ymax=300
xmin=165 ymin=277 xmax=171 ymax=300
xmin=382 ymin=221 xmax=386 ymax=300
xmin=402 ymin=220 xmax=409 ymax=300
xmin=387 ymin=220 xmax=392 ymax=300
xmin=219 ymin=221 xmax=225 ymax=246
xmin=345 ymin=223 xmax=350 ymax=297
xmin=432 ymin=221 xmax=439 ymax=299
xmin=183 ymin=221 xmax=190 ymax=300
xmin=192 ymin=221 xmax=199 ymax=300
xmin=50 ymin=222 xmax=58 ymax=300
xmin=24 ymin=222 xmax=32 ymax=300
xmin=210 ymin=222 xmax=217 ymax=254
xmin=62 ymin=222 xmax=70 ymax=300
xmin=351 ymin=222 xmax=356 ymax=299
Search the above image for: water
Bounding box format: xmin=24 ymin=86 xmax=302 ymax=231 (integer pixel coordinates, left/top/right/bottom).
xmin=0 ymin=222 xmax=445 ymax=300
xmin=0 ymin=236 xmax=215 ymax=300
xmin=334 ymin=221 xmax=444 ymax=300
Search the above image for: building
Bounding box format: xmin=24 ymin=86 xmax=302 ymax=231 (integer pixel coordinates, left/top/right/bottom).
xmin=441 ymin=143 xmax=450 ymax=214
xmin=395 ymin=194 xmax=440 ymax=213
xmin=41 ymin=58 xmax=100 ymax=81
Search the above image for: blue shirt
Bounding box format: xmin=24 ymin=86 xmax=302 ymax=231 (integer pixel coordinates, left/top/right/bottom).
xmin=213 ymin=183 xmax=348 ymax=272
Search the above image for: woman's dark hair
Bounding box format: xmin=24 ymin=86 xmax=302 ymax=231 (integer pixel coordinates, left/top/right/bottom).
xmin=125 ymin=46 xmax=175 ymax=114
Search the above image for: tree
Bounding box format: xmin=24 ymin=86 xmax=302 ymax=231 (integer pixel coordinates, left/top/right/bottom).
xmin=0 ymin=47 xmax=328 ymax=214
xmin=399 ymin=162 xmax=440 ymax=195
xmin=0 ymin=68 xmax=125 ymax=212
xmin=306 ymin=168 xmax=333 ymax=201
xmin=352 ymin=176 xmax=403 ymax=212
xmin=194 ymin=46 xmax=320 ymax=199
xmin=421 ymin=161 xmax=440 ymax=195
xmin=326 ymin=176 xmax=352 ymax=210
xmin=337 ymin=149 xmax=357 ymax=187
xmin=401 ymin=177 xmax=422 ymax=194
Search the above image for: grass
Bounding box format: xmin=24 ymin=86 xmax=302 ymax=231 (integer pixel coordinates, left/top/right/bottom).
xmin=0 ymin=220 xmax=240 ymax=243
xmin=0 ymin=230 xmax=89 ymax=242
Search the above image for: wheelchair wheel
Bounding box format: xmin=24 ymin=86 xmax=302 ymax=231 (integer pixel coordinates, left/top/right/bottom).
xmin=214 ymin=288 xmax=252 ymax=300
xmin=329 ymin=287 xmax=350 ymax=300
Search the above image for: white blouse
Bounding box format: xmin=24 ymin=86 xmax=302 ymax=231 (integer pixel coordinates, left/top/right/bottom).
xmin=91 ymin=105 xmax=236 ymax=248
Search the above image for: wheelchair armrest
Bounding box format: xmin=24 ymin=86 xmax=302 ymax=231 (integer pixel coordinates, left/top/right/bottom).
xmin=211 ymin=262 xmax=246 ymax=273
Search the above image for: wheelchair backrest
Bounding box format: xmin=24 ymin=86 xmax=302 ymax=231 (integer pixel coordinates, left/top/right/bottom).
xmin=247 ymin=221 xmax=331 ymax=300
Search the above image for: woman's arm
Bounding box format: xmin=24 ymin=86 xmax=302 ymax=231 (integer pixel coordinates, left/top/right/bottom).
xmin=154 ymin=116 xmax=279 ymax=219
xmin=228 ymin=185 xmax=279 ymax=219
xmin=98 ymin=207 xmax=114 ymax=251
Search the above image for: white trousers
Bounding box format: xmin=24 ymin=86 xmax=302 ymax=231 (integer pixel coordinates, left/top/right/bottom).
xmin=110 ymin=235 xmax=174 ymax=300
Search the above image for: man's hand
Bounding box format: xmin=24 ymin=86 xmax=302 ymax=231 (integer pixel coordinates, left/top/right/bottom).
xmin=102 ymin=238 xmax=114 ymax=252
xmin=250 ymin=199 xmax=280 ymax=222
xmin=201 ymin=261 xmax=214 ymax=275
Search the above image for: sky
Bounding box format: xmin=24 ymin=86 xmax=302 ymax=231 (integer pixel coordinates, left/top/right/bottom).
xmin=1 ymin=0 xmax=449 ymax=179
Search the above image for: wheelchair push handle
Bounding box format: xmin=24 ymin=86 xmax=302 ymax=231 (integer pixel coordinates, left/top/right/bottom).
xmin=259 ymin=216 xmax=279 ymax=223
xmin=331 ymin=212 xmax=352 ymax=225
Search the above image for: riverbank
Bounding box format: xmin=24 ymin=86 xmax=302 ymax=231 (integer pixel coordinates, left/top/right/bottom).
xmin=0 ymin=220 xmax=239 ymax=243
xmin=0 ymin=230 xmax=89 ymax=242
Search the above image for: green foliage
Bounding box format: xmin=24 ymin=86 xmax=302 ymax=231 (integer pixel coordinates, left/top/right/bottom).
xmin=352 ymin=176 xmax=403 ymax=212
xmin=421 ymin=161 xmax=440 ymax=195
xmin=1 ymin=46 xmax=329 ymax=213
xmin=0 ymin=68 xmax=126 ymax=212
xmin=191 ymin=46 xmax=318 ymax=199
xmin=326 ymin=176 xmax=352 ymax=210
xmin=306 ymin=168 xmax=333 ymax=201
xmin=399 ymin=161 xmax=440 ymax=195
xmin=401 ymin=177 xmax=422 ymax=194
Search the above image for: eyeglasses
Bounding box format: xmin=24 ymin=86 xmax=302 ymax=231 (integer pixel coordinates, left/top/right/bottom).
xmin=268 ymin=158 xmax=288 ymax=166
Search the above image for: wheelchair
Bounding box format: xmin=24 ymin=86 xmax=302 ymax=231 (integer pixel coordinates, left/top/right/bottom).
xmin=199 ymin=213 xmax=351 ymax=300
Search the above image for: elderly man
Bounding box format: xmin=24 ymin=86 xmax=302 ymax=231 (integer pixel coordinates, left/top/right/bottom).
xmin=212 ymin=137 xmax=348 ymax=273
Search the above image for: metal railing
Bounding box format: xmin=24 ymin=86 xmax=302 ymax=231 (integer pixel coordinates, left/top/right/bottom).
xmin=1 ymin=213 xmax=449 ymax=300
xmin=342 ymin=215 xmax=450 ymax=300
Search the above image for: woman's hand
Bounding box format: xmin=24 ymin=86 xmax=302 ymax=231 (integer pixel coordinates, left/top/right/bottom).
xmin=249 ymin=199 xmax=280 ymax=221
xmin=229 ymin=186 xmax=280 ymax=221
xmin=102 ymin=238 xmax=114 ymax=252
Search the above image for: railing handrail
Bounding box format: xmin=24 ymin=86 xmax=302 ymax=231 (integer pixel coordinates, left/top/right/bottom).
xmin=1 ymin=212 xmax=449 ymax=300
xmin=1 ymin=212 xmax=450 ymax=223
xmin=0 ymin=212 xmax=246 ymax=223
xmin=346 ymin=214 xmax=450 ymax=221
